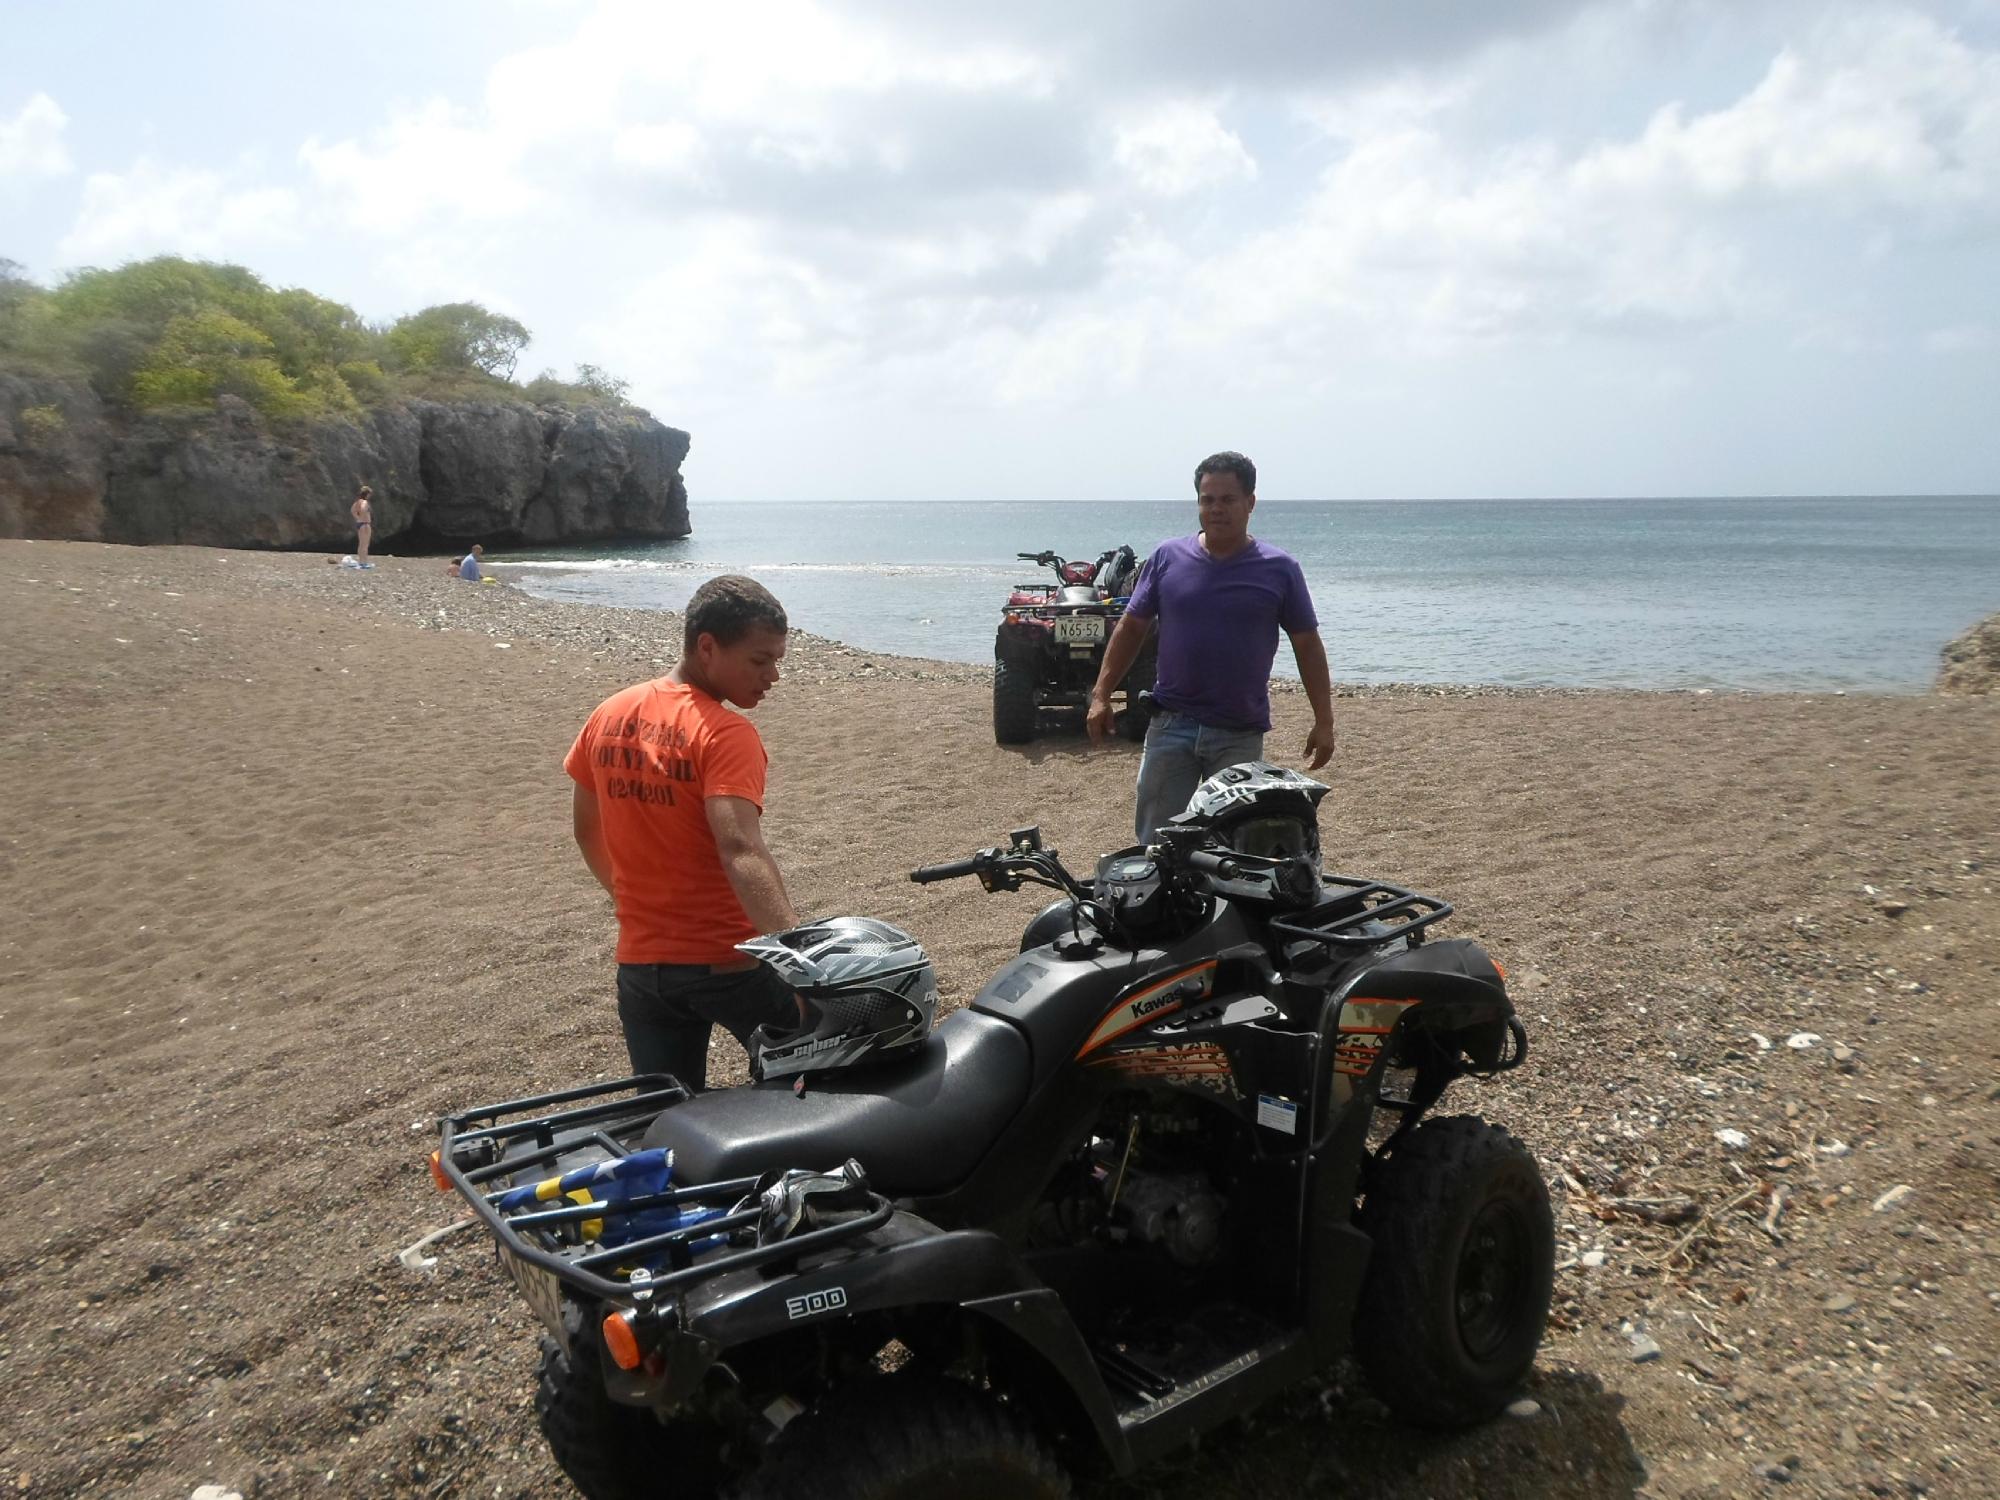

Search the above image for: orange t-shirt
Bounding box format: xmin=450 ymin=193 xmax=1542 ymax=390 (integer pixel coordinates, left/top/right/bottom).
xmin=564 ymin=678 xmax=769 ymax=965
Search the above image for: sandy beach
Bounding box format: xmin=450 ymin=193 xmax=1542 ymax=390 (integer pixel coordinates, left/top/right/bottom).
xmin=2 ymin=540 xmax=1996 ymax=1500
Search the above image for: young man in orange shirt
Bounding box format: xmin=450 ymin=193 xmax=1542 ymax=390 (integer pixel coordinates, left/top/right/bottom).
xmin=565 ymin=575 xmax=800 ymax=1090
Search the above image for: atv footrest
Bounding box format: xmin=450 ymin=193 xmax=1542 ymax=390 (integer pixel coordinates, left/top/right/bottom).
xmin=1095 ymin=1343 xmax=1176 ymax=1403
xmin=1096 ymin=1302 xmax=1287 ymax=1417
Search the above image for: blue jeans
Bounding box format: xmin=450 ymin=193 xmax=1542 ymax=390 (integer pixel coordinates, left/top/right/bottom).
xmin=1133 ymin=711 xmax=1266 ymax=844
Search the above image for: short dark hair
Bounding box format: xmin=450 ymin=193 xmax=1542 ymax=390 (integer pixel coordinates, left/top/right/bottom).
xmin=1193 ymin=451 xmax=1256 ymax=496
xmin=684 ymin=574 xmax=788 ymax=655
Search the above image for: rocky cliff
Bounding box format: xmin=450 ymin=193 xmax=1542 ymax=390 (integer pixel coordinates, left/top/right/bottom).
xmin=0 ymin=372 xmax=690 ymax=549
xmin=1937 ymin=613 xmax=1999 ymax=696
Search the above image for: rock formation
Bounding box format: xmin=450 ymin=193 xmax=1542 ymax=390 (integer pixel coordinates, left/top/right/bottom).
xmin=0 ymin=374 xmax=690 ymax=549
xmin=1936 ymin=613 xmax=1999 ymax=697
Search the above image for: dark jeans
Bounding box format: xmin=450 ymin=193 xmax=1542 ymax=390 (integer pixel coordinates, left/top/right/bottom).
xmin=615 ymin=962 xmax=798 ymax=1091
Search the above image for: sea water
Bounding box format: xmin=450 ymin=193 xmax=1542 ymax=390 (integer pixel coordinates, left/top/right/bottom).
xmin=496 ymin=496 xmax=2000 ymax=692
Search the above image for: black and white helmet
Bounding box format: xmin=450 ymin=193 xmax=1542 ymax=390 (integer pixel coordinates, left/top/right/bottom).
xmin=1168 ymin=756 xmax=1336 ymax=900
xmin=740 ymin=917 xmax=938 ymax=1082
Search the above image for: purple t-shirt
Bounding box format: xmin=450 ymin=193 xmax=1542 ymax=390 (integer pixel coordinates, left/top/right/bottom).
xmin=1126 ymin=535 xmax=1317 ymax=732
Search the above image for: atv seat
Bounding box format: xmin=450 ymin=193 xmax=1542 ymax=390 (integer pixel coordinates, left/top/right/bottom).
xmin=639 ymin=1010 xmax=1032 ymax=1197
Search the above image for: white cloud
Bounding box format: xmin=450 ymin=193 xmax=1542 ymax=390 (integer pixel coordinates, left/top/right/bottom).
xmin=0 ymin=93 xmax=72 ymax=179
xmin=58 ymin=161 xmax=300 ymax=262
xmin=298 ymin=100 xmax=548 ymax=234
xmin=1925 ymin=321 xmax=1994 ymax=351
xmin=1574 ymin=10 xmax=2000 ymax=222
xmin=1145 ymin=6 xmax=2000 ymax=365
xmin=609 ymin=122 xmax=710 ymax=182
xmin=1111 ymin=103 xmax=1257 ymax=196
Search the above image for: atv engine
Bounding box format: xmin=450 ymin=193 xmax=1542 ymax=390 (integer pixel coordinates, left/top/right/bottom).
xmin=1031 ymin=1096 xmax=1234 ymax=1272
xmin=1115 ymin=1169 xmax=1226 ymax=1269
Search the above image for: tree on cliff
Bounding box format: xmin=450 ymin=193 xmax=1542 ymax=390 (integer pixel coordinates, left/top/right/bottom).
xmin=384 ymin=303 xmax=531 ymax=380
xmin=0 ymin=259 xmax=30 ymax=340
xmin=0 ymin=255 xmax=637 ymax=422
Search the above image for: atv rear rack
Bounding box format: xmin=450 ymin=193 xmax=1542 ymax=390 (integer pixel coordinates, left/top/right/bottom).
xmin=1266 ymin=876 xmax=1453 ymax=950
xmin=437 ymin=1075 xmax=894 ymax=1303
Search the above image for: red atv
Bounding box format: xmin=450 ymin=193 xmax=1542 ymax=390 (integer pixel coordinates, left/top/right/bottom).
xmin=994 ymin=546 xmax=1155 ymax=745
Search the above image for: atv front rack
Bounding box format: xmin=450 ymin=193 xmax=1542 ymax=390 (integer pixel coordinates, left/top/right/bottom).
xmin=437 ymin=1075 xmax=894 ymax=1303
xmin=1266 ymin=876 xmax=1453 ymax=950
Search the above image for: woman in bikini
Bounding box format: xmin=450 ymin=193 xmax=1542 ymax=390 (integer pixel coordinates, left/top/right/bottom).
xmin=350 ymin=485 xmax=375 ymax=567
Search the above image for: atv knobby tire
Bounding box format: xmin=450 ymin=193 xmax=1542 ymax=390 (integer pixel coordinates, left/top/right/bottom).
xmin=737 ymin=1373 xmax=1069 ymax=1500
xmin=536 ymin=1335 xmax=725 ymax=1500
xmin=1354 ymin=1114 xmax=1554 ymax=1428
xmin=993 ymin=664 xmax=1038 ymax=745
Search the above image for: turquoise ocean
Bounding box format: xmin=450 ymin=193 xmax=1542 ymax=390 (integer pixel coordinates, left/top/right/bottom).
xmin=496 ymin=496 xmax=2000 ymax=693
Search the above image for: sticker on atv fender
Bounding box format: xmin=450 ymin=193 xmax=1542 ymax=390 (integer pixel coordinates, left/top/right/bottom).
xmin=1087 ymin=1041 xmax=1241 ymax=1100
xmin=786 ymin=1286 xmax=848 ymax=1321
xmin=1256 ymin=1094 xmax=1299 ymax=1135
xmin=1076 ymin=963 xmax=1215 ymax=1056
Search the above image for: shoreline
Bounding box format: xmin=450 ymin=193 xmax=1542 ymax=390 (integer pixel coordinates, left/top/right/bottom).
xmin=67 ymin=539 xmax=1956 ymax=700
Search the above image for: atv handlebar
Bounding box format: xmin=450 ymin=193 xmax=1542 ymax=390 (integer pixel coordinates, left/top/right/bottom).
xmin=1183 ymin=848 xmax=1241 ymax=881
xmin=910 ymin=840 xmax=1092 ymax=902
xmin=909 ymin=854 xmax=987 ymax=884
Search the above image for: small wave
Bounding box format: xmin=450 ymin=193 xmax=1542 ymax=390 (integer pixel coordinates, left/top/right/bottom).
xmin=497 ymin=557 xmax=698 ymax=573
xmin=505 ymin=557 xmax=1018 ymax=579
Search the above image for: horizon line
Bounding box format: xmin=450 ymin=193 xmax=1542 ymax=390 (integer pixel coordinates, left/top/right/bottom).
xmin=690 ymin=491 xmax=2000 ymax=505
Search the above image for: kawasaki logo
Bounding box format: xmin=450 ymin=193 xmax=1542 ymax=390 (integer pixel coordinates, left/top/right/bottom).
xmin=1131 ymin=993 xmax=1179 ymax=1018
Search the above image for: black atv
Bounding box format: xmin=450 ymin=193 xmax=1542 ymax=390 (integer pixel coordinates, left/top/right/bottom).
xmin=994 ymin=547 xmax=1155 ymax=746
xmin=431 ymin=772 xmax=1553 ymax=1498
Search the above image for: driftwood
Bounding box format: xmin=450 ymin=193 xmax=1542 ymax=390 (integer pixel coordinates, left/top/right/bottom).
xmin=1590 ymin=1194 xmax=1700 ymax=1225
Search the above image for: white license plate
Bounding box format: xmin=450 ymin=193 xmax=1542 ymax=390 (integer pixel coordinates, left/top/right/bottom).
xmin=1053 ymin=616 xmax=1104 ymax=644
xmin=503 ymin=1244 xmax=570 ymax=1347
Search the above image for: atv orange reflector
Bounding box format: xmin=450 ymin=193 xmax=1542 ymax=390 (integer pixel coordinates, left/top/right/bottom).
xmin=603 ymin=1310 xmax=642 ymax=1371
xmin=428 ymin=1150 xmax=451 ymax=1192
xmin=1492 ymin=960 xmax=1508 ymax=979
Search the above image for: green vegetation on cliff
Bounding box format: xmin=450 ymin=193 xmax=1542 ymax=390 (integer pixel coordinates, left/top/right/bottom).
xmin=0 ymin=255 xmax=636 ymax=423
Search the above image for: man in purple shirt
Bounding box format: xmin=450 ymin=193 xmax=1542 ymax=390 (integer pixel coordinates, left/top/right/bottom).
xmin=1087 ymin=451 xmax=1336 ymax=842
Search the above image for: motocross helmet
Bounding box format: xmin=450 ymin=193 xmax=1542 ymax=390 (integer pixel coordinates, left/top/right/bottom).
xmin=1097 ymin=545 xmax=1142 ymax=598
xmin=740 ymin=917 xmax=938 ymax=1082
xmin=1165 ymin=762 xmax=1330 ymax=904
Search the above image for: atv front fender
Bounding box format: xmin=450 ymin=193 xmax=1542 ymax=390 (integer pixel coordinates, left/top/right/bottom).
xmin=1335 ymin=937 xmax=1520 ymax=1069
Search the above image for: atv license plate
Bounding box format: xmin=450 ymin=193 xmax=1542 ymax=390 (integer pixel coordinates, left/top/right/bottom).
xmin=1053 ymin=616 xmax=1104 ymax=644
xmin=502 ymin=1244 xmax=570 ymax=1349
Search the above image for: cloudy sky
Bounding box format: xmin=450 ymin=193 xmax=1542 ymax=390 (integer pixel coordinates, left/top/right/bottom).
xmin=3 ymin=0 xmax=1997 ymax=501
